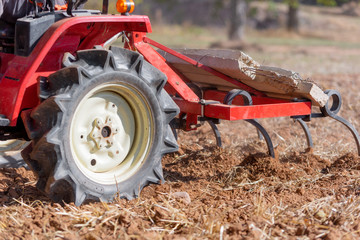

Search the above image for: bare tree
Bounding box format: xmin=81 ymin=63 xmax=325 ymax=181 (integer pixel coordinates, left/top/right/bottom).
xmin=228 ymin=0 xmax=248 ymax=40
xmin=287 ymin=0 xmax=299 ymax=32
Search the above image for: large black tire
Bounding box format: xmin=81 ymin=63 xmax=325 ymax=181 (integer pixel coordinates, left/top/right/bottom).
xmin=21 ymin=47 xmax=179 ymax=205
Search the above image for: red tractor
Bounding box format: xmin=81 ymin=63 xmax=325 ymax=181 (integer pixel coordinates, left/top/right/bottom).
xmin=0 ymin=0 xmax=359 ymax=205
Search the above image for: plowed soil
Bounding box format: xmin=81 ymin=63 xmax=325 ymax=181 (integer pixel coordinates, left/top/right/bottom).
xmin=1 ymin=138 xmax=360 ymax=239
xmin=1 ymin=71 xmax=360 ymax=239
xmin=2 ymin=5 xmax=360 ymax=240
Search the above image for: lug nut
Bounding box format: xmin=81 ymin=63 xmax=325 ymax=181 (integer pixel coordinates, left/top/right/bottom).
xmin=91 ymin=159 xmax=96 ymax=166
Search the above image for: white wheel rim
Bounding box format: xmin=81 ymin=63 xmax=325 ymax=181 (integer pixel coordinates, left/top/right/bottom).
xmin=70 ymin=83 xmax=154 ymax=185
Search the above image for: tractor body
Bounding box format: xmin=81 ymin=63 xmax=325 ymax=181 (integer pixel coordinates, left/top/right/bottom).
xmin=0 ymin=11 xmax=151 ymax=130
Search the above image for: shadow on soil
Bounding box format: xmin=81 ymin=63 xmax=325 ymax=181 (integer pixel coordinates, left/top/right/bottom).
xmin=0 ymin=167 xmax=50 ymax=206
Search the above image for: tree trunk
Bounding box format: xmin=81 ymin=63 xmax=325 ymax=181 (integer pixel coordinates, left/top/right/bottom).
xmin=287 ymin=4 xmax=299 ymax=32
xmin=228 ymin=0 xmax=247 ymax=41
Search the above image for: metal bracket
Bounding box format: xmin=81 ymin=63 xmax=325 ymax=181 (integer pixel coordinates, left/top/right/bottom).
xmin=199 ymin=99 xmax=220 ymax=118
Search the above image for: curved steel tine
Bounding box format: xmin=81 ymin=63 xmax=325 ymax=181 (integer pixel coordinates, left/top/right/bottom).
xmin=245 ymin=119 xmax=275 ymax=158
xmin=207 ymin=120 xmax=222 ymax=147
xmin=224 ymin=89 xmax=275 ymax=158
xmin=324 ymin=113 xmax=360 ymax=155
xmin=254 ymin=120 xmax=264 ymax=140
xmin=294 ymin=118 xmax=314 ymax=149
xmin=320 ymin=90 xmax=360 ymax=156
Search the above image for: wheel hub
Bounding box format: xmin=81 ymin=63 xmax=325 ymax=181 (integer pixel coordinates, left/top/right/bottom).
xmin=89 ymin=116 xmax=119 ymax=150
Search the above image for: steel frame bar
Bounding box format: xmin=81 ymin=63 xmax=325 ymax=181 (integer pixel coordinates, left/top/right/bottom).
xmin=133 ymin=37 xmax=200 ymax=102
xmin=173 ymin=98 xmax=312 ymax=121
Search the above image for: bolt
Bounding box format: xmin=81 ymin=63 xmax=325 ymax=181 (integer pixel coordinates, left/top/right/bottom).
xmin=112 ymin=104 xmax=115 ymax=108
xmin=80 ymin=135 xmax=84 ymax=139
xmin=108 ymin=118 xmax=111 ymax=122
xmin=91 ymin=159 xmax=96 ymax=166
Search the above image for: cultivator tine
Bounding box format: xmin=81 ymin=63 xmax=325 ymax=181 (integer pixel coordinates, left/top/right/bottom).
xmin=294 ymin=118 xmax=314 ymax=149
xmin=207 ymin=120 xmax=222 ymax=147
xmin=245 ymin=119 xmax=275 ymax=157
xmin=327 ymin=114 xmax=360 ymax=155
xmin=224 ymin=89 xmax=275 ymax=158
xmin=313 ymin=90 xmax=360 ymax=155
xmin=255 ymin=121 xmax=264 ymax=141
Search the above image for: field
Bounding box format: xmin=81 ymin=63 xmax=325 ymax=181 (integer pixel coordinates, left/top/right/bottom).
xmin=1 ymin=4 xmax=360 ymax=240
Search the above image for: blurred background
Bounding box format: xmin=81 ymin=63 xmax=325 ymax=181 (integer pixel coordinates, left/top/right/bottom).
xmin=82 ymin=0 xmax=360 ymax=78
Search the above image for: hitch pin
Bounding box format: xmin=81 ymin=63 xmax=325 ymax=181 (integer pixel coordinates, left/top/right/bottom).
xmin=199 ymin=99 xmax=220 ymax=118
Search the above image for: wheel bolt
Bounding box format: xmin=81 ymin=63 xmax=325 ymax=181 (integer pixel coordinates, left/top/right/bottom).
xmin=91 ymin=159 xmax=96 ymax=166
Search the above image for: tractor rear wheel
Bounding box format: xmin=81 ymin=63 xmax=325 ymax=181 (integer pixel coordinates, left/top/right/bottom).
xmin=22 ymin=47 xmax=179 ymax=205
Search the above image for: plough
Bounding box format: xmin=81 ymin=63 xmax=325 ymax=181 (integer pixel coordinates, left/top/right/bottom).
xmin=0 ymin=0 xmax=359 ymax=205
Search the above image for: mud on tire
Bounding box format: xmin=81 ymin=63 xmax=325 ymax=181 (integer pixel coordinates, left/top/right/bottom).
xmin=21 ymin=47 xmax=179 ymax=205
